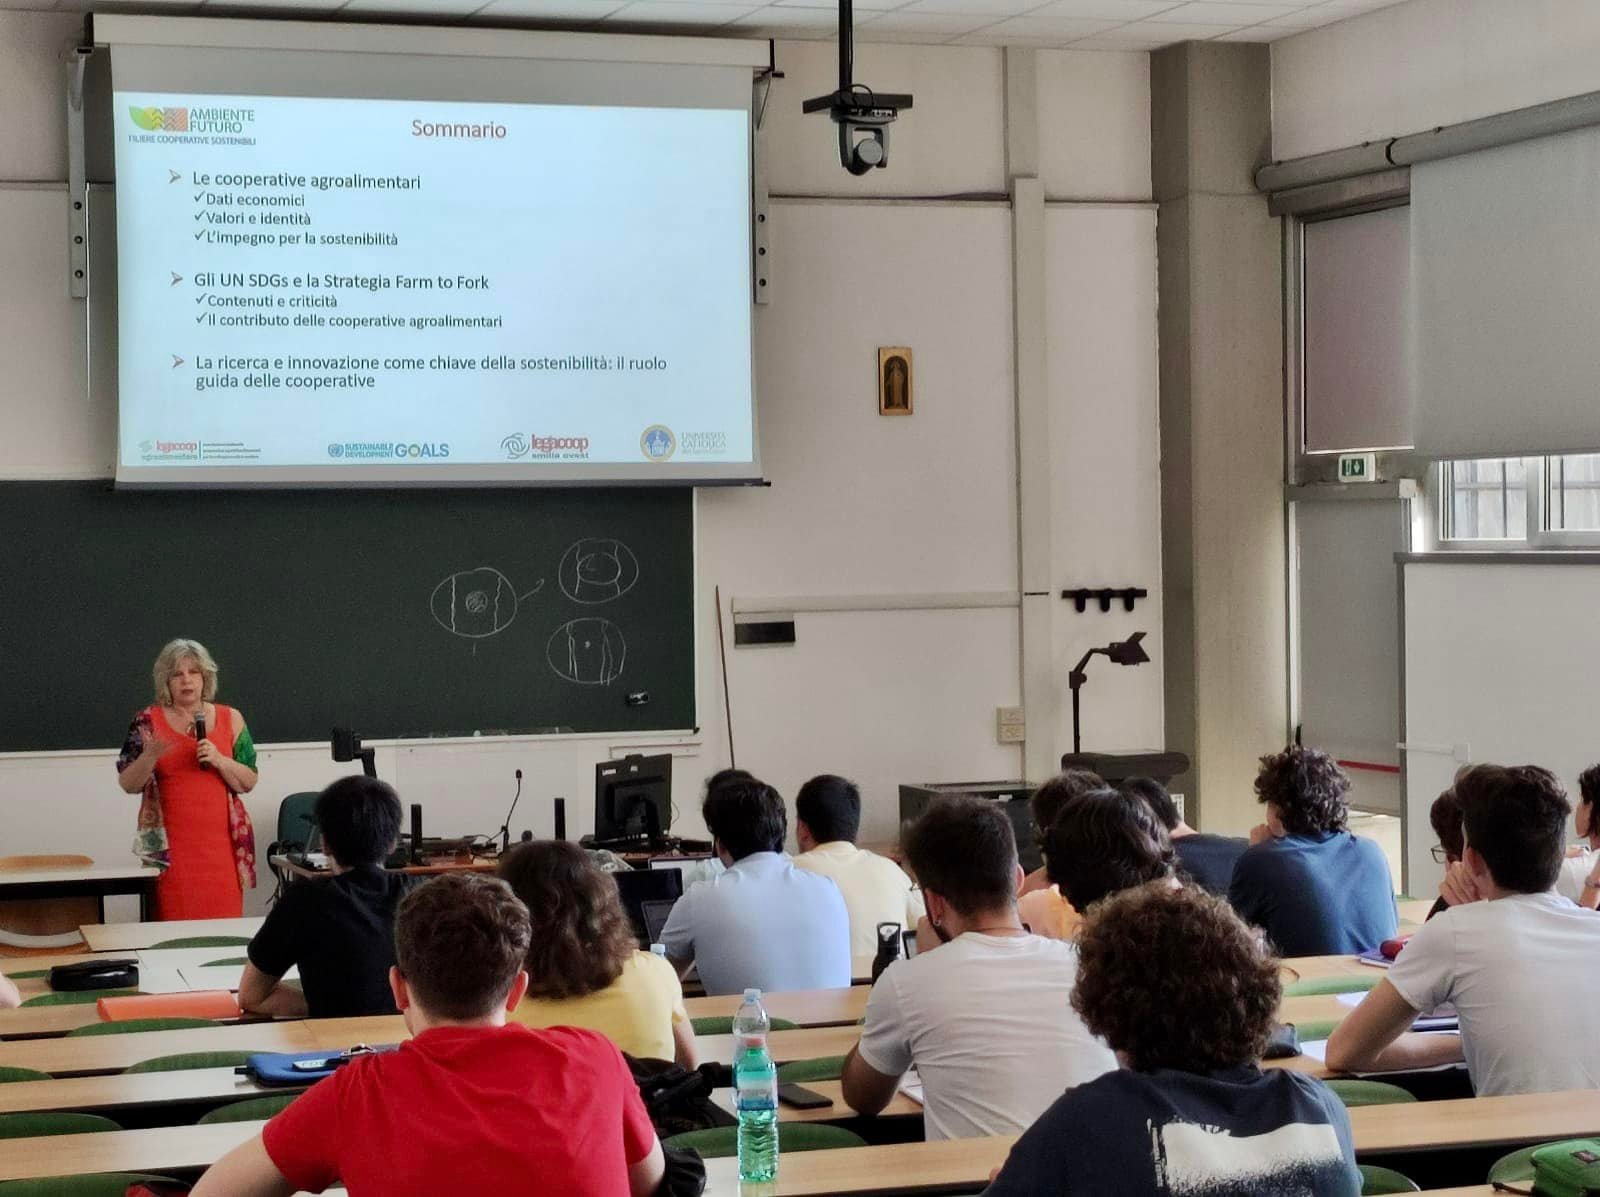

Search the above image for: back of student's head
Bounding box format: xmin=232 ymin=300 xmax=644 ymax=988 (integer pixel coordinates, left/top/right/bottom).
xmin=1429 ymin=787 xmax=1464 ymax=862
xmin=1073 ymin=882 xmax=1280 ymax=1073
xmin=1043 ymin=788 xmax=1174 ymax=910
xmin=1253 ymin=745 xmax=1350 ymax=836
xmin=1029 ymin=769 xmax=1105 ymax=843
xmin=393 ymin=873 xmax=530 ymax=1020
xmin=795 ymin=774 xmax=862 ymax=845
xmin=315 ymin=775 xmax=403 ymax=868
xmin=1121 ymin=776 xmax=1180 ymax=833
xmin=704 ymin=767 xmax=754 ymax=798
xmin=703 ymin=777 xmax=787 ymax=860
xmin=1457 ymin=763 xmax=1570 ymax=894
xmin=902 ymin=795 xmax=1017 ymax=918
xmin=1579 ymin=764 xmax=1600 ymax=812
xmin=497 ymin=841 xmax=636 ymax=1000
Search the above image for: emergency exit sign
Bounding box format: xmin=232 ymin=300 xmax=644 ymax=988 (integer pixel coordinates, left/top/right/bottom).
xmin=1338 ymin=452 xmax=1377 ymax=482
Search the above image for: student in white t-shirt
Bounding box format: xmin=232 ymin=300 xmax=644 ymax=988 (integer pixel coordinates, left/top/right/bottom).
xmin=1327 ymin=763 xmax=1600 ymax=1096
xmin=792 ymin=774 xmax=924 ymax=956
xmin=840 ymin=795 xmax=1116 ymax=1140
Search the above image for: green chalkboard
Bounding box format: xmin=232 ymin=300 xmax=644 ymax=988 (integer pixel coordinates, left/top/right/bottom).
xmin=0 ymin=482 xmax=694 ymax=751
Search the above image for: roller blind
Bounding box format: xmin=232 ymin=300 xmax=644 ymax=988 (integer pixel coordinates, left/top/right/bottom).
xmin=1412 ymin=125 xmax=1600 ymax=459
xmin=1302 ymin=206 xmax=1412 ymax=454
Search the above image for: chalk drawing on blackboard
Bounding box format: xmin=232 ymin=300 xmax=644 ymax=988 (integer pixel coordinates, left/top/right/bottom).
xmin=547 ymin=618 xmax=627 ymax=685
xmin=430 ymin=567 xmax=543 ymax=640
xmin=558 ymin=539 xmax=640 ymax=605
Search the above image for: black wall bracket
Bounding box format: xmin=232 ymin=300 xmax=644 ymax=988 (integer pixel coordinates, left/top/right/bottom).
xmin=1061 ymin=587 xmax=1148 ymax=614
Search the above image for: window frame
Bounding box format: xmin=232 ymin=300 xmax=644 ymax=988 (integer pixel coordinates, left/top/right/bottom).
xmin=1429 ymin=456 xmax=1600 ymax=550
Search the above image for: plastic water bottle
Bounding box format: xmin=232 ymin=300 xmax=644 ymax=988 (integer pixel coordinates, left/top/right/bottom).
xmin=733 ymin=987 xmax=778 ymax=1182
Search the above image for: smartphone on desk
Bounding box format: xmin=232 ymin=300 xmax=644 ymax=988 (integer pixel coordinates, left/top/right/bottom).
xmin=777 ymin=1082 xmax=833 ymax=1110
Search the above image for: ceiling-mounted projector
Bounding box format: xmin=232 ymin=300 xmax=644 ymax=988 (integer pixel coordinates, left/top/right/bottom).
xmin=802 ymin=0 xmax=912 ymax=175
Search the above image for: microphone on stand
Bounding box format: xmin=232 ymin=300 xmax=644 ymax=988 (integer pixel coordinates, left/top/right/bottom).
xmin=497 ymin=769 xmax=524 ymax=854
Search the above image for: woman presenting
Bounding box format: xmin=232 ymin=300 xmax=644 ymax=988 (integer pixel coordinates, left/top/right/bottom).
xmin=116 ymin=639 xmax=259 ymax=920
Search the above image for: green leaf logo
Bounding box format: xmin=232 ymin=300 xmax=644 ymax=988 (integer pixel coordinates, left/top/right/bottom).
xmin=129 ymin=107 xmax=163 ymax=131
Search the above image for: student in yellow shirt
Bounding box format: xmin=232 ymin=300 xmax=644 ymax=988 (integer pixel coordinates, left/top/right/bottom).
xmin=498 ymin=842 xmax=696 ymax=1066
xmin=0 ymin=969 xmax=19 ymax=1009
xmin=1015 ymin=769 xmax=1103 ymax=940
xmin=793 ymin=774 xmax=924 ymax=955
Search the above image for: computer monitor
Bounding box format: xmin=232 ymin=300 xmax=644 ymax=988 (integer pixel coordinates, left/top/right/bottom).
xmin=613 ymin=866 xmax=683 ymax=947
xmin=594 ymin=754 xmax=673 ymax=843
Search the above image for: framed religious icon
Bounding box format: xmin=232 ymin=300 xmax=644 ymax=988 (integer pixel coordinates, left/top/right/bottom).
xmin=878 ymin=347 xmax=913 ymax=415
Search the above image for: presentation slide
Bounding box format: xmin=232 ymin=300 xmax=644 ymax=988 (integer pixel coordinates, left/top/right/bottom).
xmin=112 ymin=91 xmax=754 ymax=481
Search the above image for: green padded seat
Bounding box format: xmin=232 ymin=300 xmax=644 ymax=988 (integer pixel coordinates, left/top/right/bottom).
xmin=3 ymin=969 xmax=48 ymax=980
xmin=124 ymin=1050 xmax=261 ymax=1074
xmin=1326 ymin=1079 xmax=1417 ymax=1107
xmin=690 ymin=1015 xmax=799 ymax=1037
xmin=0 ymin=1175 xmax=182 ymax=1196
xmin=198 ymin=1093 xmax=300 ymax=1124
xmin=67 ymin=1017 xmax=213 ymax=1037
xmin=148 ymin=936 xmax=251 ymax=950
xmin=21 ymin=989 xmax=137 ymax=1008
xmin=1487 ymin=1144 xmax=1542 ymax=1185
xmin=202 ymin=957 xmax=248 ymax=968
xmin=1289 ymin=1019 xmax=1340 ymax=1043
xmin=0 ymin=1067 xmax=51 ymax=1084
xmin=663 ymin=1123 xmax=867 ymax=1159
xmin=0 ymin=1112 xmax=121 ymax=1139
xmin=1358 ymin=1163 xmax=1420 ymax=1194
xmin=776 ymin=1056 xmax=845 ymax=1083
xmin=1282 ymin=976 xmax=1379 ymax=998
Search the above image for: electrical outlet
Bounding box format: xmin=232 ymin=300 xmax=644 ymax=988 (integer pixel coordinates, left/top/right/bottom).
xmin=996 ymin=707 xmax=1025 ymax=743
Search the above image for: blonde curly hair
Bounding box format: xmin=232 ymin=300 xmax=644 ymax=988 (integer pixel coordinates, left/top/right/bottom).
xmin=152 ymin=638 xmax=219 ymax=705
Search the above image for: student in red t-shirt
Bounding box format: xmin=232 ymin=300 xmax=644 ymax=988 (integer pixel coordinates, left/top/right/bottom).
xmin=192 ymin=872 xmax=666 ymax=1197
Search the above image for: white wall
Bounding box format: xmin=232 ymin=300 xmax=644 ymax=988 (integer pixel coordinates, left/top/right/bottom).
xmin=1401 ymin=559 xmax=1600 ymax=896
xmin=1272 ymin=0 xmax=1600 ymax=160
xmin=0 ymin=18 xmax=1163 ymax=912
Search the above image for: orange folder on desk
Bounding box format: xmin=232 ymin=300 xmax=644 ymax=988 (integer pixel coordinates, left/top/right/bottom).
xmin=97 ymin=990 xmax=241 ymax=1022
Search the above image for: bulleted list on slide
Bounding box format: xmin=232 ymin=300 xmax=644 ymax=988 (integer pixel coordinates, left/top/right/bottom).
xmin=114 ymin=93 xmax=753 ymax=470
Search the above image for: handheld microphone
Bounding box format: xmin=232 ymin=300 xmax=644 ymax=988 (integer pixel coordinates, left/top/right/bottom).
xmin=194 ymin=710 xmax=207 ymax=766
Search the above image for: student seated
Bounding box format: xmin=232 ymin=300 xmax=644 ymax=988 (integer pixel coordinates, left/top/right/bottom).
xmin=1015 ymin=768 xmax=1103 ymax=940
xmin=1044 ymin=785 xmax=1176 ymax=911
xmin=841 ymin=795 xmax=1115 ymax=1140
xmin=1425 ymin=786 xmax=1464 ymax=919
xmin=1228 ymin=746 xmax=1397 ymax=956
xmin=241 ymin=776 xmax=411 ymax=1018
xmin=1443 ymin=763 xmax=1600 ymax=910
xmin=985 ymin=883 xmax=1360 ymax=1196
xmin=1327 ymin=764 xmax=1600 ymax=1095
xmin=499 ymin=840 xmax=696 ymax=1066
xmin=1122 ymin=776 xmax=1247 ymax=895
xmin=194 ymin=873 xmax=665 ymax=1197
xmin=792 ymin=774 xmax=924 ymax=954
xmin=0 ymin=969 xmax=19 ymax=1009
xmin=659 ymin=775 xmax=850 ymax=996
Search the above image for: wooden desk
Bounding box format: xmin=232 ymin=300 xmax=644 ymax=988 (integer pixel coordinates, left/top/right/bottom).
xmin=81 ymin=918 xmax=263 ymax=953
xmin=268 ymin=854 xmax=500 ymax=880
xmin=1279 ymin=954 xmax=1386 ymax=984
xmin=1349 ymin=1089 xmax=1600 ymax=1155
xmin=1 ymin=865 xmax=160 ymax=924
xmin=0 ymin=1020 xmax=314 ymax=1077
xmin=0 ymin=1119 xmax=264 ymax=1183
xmin=0 ymin=1067 xmax=293 ymax=1116
xmin=684 ymin=987 xmax=868 ymax=1028
xmin=710 ymin=1080 xmax=921 ymax=1125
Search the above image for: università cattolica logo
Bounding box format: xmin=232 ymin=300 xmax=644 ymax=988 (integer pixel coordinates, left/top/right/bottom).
xmin=640 ymin=425 xmax=676 ymax=463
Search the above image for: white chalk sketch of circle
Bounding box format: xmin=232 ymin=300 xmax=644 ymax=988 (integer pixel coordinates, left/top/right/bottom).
xmin=558 ymin=539 xmax=640 ymax=605
xmin=431 ymin=567 xmax=518 ymax=640
xmin=547 ymin=618 xmax=627 ymax=685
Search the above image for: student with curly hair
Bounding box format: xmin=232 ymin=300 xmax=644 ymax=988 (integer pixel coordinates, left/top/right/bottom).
xmin=1227 ymin=746 xmax=1397 ymax=956
xmin=498 ymin=841 xmax=695 ymax=1065
xmin=1328 ymin=764 xmax=1600 ymax=1095
xmin=986 ymin=883 xmax=1359 ymax=1196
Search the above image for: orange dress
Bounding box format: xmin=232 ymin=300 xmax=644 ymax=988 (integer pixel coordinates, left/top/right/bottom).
xmin=143 ymin=704 xmax=245 ymax=920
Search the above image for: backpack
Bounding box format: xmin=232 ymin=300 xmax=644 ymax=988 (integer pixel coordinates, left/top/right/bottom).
xmin=626 ymin=1055 xmax=736 ymax=1137
xmin=1531 ymin=1140 xmax=1600 ymax=1197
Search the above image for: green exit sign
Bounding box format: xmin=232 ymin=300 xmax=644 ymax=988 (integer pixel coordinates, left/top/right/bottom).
xmin=1338 ymin=452 xmax=1377 ymax=483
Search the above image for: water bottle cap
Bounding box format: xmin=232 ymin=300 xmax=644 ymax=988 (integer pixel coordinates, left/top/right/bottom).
xmin=649 ymin=943 xmax=666 ymax=956
xmin=743 ymin=987 xmax=761 ymax=1001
